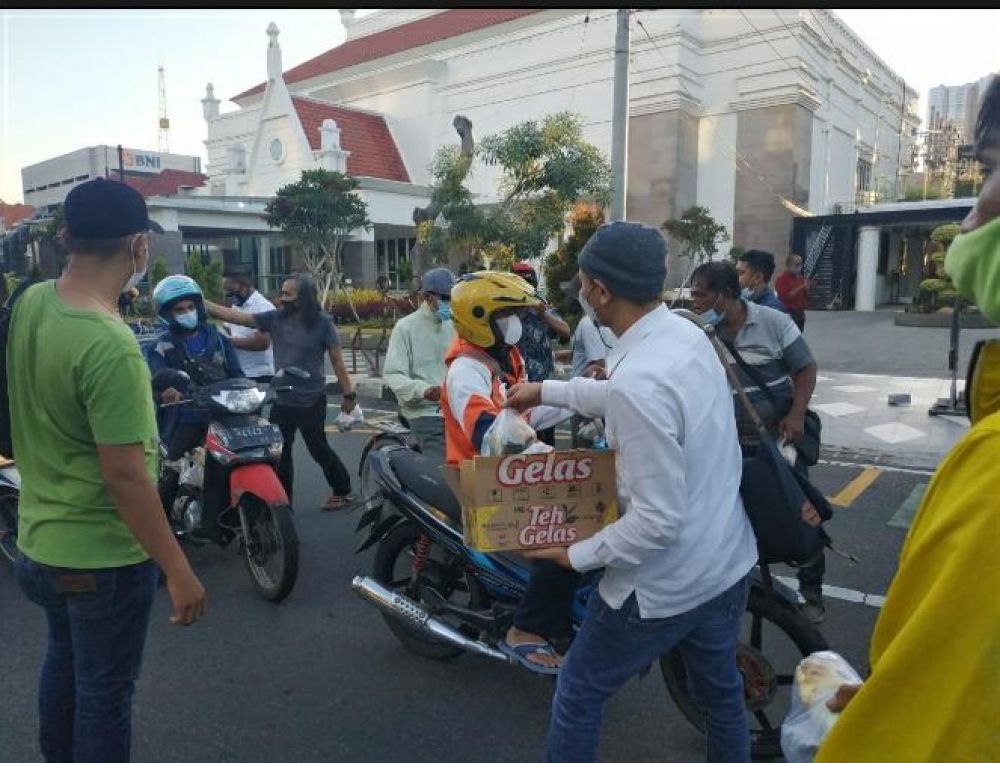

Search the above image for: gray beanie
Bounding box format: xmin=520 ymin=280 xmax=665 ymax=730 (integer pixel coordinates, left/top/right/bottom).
xmin=420 ymin=267 xmax=456 ymax=297
xmin=578 ymin=221 xmax=668 ymax=302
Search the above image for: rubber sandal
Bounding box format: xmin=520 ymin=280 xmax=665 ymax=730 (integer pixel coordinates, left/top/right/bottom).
xmin=322 ymin=494 xmax=358 ymax=512
xmin=498 ymin=639 xmax=562 ymax=675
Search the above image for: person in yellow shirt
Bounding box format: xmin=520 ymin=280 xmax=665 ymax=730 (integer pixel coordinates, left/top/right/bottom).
xmin=817 ymin=74 xmax=1000 ymax=763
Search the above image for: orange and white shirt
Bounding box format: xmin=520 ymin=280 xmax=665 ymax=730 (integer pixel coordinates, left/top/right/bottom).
xmin=441 ymin=337 xmax=525 ymax=466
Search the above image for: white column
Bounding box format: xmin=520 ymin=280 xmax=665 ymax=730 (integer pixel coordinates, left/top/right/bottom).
xmin=855 ymin=225 xmax=880 ymax=311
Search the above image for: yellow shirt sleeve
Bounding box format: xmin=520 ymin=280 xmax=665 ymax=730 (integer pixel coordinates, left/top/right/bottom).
xmin=817 ymin=412 xmax=1000 ymax=762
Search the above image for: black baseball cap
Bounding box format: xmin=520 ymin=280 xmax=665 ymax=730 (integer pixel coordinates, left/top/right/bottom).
xmin=64 ymin=178 xmax=159 ymax=238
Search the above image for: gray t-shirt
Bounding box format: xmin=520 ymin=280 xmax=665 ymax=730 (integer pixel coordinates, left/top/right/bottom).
xmin=717 ymin=299 xmax=814 ymax=445
xmin=255 ymin=309 xmax=340 ymax=407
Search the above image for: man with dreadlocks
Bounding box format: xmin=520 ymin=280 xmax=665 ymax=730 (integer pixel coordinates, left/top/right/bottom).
xmin=208 ymin=274 xmax=358 ymax=510
xmin=816 ymin=75 xmax=1000 ymax=763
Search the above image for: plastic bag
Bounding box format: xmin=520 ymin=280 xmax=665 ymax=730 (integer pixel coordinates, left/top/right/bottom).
xmin=480 ymin=408 xmax=538 ymax=456
xmin=179 ymin=447 xmax=205 ymax=489
xmin=336 ymin=404 xmax=365 ymax=432
xmin=781 ymin=651 xmax=864 ymax=763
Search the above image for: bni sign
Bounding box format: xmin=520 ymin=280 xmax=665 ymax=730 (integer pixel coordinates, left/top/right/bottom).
xmin=122 ymin=149 xmax=162 ymax=173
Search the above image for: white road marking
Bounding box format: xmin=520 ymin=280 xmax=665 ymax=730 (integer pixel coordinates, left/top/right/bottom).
xmin=775 ymin=576 xmax=886 ymax=609
xmin=813 ymin=402 xmax=866 ymax=417
xmin=863 ymin=422 xmax=926 ymax=444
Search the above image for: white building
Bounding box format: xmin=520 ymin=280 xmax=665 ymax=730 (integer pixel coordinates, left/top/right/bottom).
xmin=137 ymin=9 xmax=922 ymax=304
xmin=927 ymin=74 xmax=997 ymax=144
xmin=22 ymin=146 xmax=203 ymax=210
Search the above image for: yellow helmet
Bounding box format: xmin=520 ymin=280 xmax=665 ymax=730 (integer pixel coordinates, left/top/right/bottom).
xmin=451 ymin=270 xmax=541 ymax=347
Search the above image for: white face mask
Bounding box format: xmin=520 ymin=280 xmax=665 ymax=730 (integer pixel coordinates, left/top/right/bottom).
xmin=496 ymin=314 xmax=522 ymax=346
xmin=579 ymin=288 xmax=599 ymax=326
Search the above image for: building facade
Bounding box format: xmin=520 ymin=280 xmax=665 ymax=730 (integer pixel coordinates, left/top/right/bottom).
xmin=22 ymin=146 xmax=203 ymax=210
xmin=927 ymin=74 xmax=997 ymax=145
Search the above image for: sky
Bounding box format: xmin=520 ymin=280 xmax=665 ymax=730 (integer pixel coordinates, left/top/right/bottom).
xmin=1 ymin=8 xmax=997 ymax=205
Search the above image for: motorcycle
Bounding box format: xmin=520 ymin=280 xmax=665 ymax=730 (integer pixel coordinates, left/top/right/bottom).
xmin=0 ymin=455 xmax=20 ymax=566
xmin=153 ymin=367 xmax=300 ymax=602
xmin=351 ymin=420 xmax=829 ymax=759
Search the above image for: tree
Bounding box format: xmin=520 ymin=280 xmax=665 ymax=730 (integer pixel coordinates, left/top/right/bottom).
xmin=265 ymin=169 xmax=372 ymax=310
xmin=919 ymin=223 xmax=961 ymax=312
xmin=662 ymin=205 xmax=730 ymax=267
xmin=418 ymin=112 xmax=611 ymax=272
xmin=543 ymin=202 xmax=605 ymax=319
xmin=185 ymin=252 xmax=223 ymax=303
xmin=150 ymin=256 xmax=169 ymax=291
xmin=662 ymin=206 xmax=730 ymax=296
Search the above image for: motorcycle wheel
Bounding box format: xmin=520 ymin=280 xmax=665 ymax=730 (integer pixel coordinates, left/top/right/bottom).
xmin=240 ymin=496 xmax=300 ymax=602
xmin=0 ymin=488 xmax=17 ymax=567
xmin=660 ymin=584 xmax=828 ymax=760
xmin=373 ymin=520 xmax=486 ymax=660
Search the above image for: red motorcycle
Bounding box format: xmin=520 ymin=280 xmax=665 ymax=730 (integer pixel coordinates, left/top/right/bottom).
xmin=154 ymin=368 xmax=299 ymax=601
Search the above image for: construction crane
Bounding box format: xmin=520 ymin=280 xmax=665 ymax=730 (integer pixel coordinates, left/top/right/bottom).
xmin=157 ymin=64 xmax=170 ymax=153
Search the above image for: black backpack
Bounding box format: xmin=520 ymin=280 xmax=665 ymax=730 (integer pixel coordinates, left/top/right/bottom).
xmin=0 ymin=276 xmax=43 ymax=457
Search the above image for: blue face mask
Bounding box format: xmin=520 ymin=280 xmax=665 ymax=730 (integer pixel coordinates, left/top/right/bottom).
xmin=700 ymin=296 xmax=726 ymax=327
xmin=436 ymin=300 xmax=452 ymax=322
xmin=175 ymin=310 xmax=199 ymax=330
xmin=740 ymin=287 xmax=755 ymax=301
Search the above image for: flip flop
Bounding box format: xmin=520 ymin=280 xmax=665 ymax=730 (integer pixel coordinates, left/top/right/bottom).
xmin=322 ymin=494 xmax=358 ymax=512
xmin=498 ymin=639 xmax=562 ymax=676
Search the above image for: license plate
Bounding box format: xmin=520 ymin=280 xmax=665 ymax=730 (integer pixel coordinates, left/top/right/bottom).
xmin=216 ymin=423 xmax=282 ymax=451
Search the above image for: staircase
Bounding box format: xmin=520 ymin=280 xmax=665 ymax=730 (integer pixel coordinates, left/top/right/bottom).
xmin=804 ymin=225 xmax=836 ymax=310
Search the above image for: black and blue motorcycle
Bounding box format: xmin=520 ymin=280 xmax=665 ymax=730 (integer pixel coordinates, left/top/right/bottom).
xmin=352 ymin=419 xmax=829 ymax=759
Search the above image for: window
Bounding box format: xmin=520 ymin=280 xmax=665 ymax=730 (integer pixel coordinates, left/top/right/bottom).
xmin=856 ymin=158 xmax=873 ymax=193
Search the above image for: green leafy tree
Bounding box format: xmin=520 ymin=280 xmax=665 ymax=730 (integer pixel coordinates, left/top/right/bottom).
xmin=420 ymin=112 xmax=611 ymax=271
xmin=662 ymin=206 xmax=730 ymax=296
xmin=150 ymin=257 xmax=169 ymax=291
xmin=265 ymin=170 xmax=372 ymax=310
xmin=543 ymin=203 xmax=605 ymax=319
xmin=919 ymin=223 xmax=961 ymax=311
xmin=185 ymin=252 xmax=223 ymax=303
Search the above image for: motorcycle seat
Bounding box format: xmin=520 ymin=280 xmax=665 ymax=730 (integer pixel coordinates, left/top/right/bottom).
xmin=387 ymin=449 xmax=463 ymax=523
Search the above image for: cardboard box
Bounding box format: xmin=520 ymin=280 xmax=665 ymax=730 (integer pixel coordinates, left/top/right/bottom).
xmin=457 ymin=450 xmax=618 ymax=552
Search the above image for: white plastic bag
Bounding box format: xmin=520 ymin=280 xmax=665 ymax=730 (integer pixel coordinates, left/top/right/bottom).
xmin=179 ymin=447 xmax=205 ymax=489
xmin=781 ymin=651 xmax=864 ymax=763
xmin=480 ymin=408 xmax=538 ymax=456
xmin=336 ymin=403 xmax=365 ymax=432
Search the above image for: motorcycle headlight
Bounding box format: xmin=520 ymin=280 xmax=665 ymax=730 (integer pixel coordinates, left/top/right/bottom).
xmin=211 ymin=388 xmax=265 ymax=414
xmin=267 ymin=441 xmax=283 ymax=459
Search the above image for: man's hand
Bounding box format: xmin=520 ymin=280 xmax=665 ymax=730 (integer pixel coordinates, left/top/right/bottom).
xmin=522 ymin=546 xmax=573 ymax=569
xmin=423 ymin=385 xmax=442 ymax=402
xmin=504 ymin=382 xmax=543 ymax=412
xmin=554 ymin=349 xmax=572 ymax=363
xmin=341 ymin=396 xmax=357 ymax=413
xmin=779 ymin=411 xmax=806 ymax=443
xmin=583 ymin=364 xmax=607 ymax=380
xmin=161 ymin=387 xmax=183 ymax=404
xmin=166 ymin=568 xmax=207 ymax=626
xmin=826 ymin=683 xmax=863 ymax=713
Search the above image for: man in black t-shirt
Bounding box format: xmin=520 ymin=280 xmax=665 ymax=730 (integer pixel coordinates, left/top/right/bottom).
xmin=208 ymin=274 xmax=357 ymax=510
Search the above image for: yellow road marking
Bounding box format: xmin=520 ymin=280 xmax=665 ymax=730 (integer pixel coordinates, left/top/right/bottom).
xmin=829 ymin=467 xmax=882 ymax=508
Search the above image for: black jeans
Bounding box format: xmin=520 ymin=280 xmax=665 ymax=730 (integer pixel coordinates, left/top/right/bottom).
xmin=271 ymin=399 xmax=352 ymax=499
xmin=513 ymin=560 xmax=580 ymax=640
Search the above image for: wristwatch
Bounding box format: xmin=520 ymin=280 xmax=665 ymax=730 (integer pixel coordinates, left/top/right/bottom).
xmin=343 ymin=391 xmax=357 ymax=400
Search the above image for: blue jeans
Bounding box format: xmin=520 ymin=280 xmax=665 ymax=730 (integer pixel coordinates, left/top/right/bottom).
xmin=547 ymin=576 xmax=750 ymax=763
xmin=15 ymin=554 xmax=158 ymax=763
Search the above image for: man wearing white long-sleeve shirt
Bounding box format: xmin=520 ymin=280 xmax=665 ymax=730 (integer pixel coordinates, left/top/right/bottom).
xmin=506 ymin=221 xmax=757 ymax=763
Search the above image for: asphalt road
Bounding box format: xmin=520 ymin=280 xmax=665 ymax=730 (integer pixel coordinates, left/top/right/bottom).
xmin=0 ymin=404 xmax=932 ymax=762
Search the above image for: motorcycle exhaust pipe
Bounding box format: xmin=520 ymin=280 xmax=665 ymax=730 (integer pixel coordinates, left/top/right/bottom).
xmin=351 ymin=576 xmax=510 ymax=663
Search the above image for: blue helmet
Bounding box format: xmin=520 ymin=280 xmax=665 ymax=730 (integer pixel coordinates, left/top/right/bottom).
xmin=153 ymin=275 xmax=206 ymax=325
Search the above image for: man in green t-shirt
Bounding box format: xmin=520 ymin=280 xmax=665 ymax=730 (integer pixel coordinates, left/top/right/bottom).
xmin=10 ymin=178 xmax=207 ymax=763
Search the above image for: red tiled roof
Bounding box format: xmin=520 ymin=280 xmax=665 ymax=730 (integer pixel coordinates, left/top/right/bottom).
xmin=124 ymin=169 xmax=208 ymax=198
xmin=0 ymin=201 xmax=35 ymax=229
xmin=234 ymin=9 xmax=540 ymax=101
xmin=292 ymin=98 xmax=410 ymax=182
